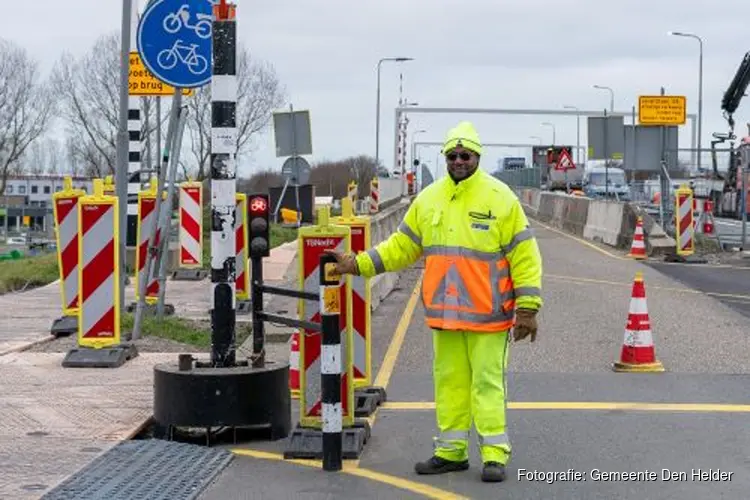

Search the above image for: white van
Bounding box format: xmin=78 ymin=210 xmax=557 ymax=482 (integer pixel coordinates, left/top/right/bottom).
xmin=583 ymin=164 xmax=630 ymax=200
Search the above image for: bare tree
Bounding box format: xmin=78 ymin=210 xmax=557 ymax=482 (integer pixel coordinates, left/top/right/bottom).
xmin=308 ymin=156 xmax=378 ymax=198
xmin=51 ymin=33 xmax=120 ymax=177
xmin=0 ymin=38 xmax=53 ymax=193
xmin=187 ymin=46 xmax=286 ymax=180
xmin=52 ymin=32 xmax=163 ymax=178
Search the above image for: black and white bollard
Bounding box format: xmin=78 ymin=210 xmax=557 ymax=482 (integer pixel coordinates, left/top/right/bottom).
xmin=210 ymin=0 xmax=238 ymax=367
xmin=319 ymin=252 xmax=343 ymax=471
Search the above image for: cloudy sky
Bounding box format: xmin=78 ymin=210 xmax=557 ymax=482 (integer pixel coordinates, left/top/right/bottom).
xmin=2 ymin=0 xmax=747 ymax=178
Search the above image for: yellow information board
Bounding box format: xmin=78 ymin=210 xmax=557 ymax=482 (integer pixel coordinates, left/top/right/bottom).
xmin=128 ymin=52 xmax=194 ymax=97
xmin=638 ymin=95 xmax=686 ymax=126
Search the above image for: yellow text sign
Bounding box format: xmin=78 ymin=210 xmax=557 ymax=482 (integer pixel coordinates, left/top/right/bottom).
xmin=638 ymin=95 xmax=686 ymax=126
xmin=129 ymin=52 xmax=194 ymax=97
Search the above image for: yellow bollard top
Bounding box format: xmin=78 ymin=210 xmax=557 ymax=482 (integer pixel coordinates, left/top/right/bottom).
xmin=92 ymin=178 xmax=104 ymax=197
xmin=63 ymin=176 xmax=72 ymax=191
xmin=341 ymin=196 xmax=353 ymax=218
xmin=317 ymin=205 xmax=330 ymax=227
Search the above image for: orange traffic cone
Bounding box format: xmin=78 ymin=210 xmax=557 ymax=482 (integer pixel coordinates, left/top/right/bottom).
xmin=627 ymin=217 xmax=647 ymax=259
xmin=289 ymin=330 xmax=300 ymax=398
xmin=613 ymin=272 xmax=664 ymax=373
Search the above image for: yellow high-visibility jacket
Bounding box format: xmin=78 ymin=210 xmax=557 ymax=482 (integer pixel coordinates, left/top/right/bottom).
xmin=356 ymin=169 xmax=542 ymax=332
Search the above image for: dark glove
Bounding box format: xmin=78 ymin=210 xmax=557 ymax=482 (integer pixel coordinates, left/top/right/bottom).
xmin=323 ymin=250 xmax=360 ymax=275
xmin=513 ymin=308 xmax=538 ymax=342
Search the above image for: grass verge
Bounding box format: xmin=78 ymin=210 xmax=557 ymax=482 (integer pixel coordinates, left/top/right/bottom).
xmin=121 ymin=312 xmax=251 ymax=348
xmin=0 ymin=252 xmax=59 ymax=294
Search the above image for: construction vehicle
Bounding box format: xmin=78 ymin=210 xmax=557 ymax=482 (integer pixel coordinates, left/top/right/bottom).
xmin=705 ymin=51 xmax=750 ymax=219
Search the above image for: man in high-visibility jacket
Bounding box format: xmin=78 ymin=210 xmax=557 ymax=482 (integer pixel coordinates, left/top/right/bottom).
xmin=326 ymin=121 xmax=542 ymax=483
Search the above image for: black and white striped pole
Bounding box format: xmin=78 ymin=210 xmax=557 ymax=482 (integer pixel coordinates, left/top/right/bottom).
xmin=210 ymin=0 xmax=238 ymax=368
xmin=319 ymin=253 xmax=343 ymax=471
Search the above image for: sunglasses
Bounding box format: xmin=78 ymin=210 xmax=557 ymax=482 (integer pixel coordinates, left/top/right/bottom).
xmin=446 ymin=151 xmax=472 ymax=161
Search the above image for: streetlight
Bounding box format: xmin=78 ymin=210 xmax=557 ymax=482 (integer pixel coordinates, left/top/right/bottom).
xmin=669 ymin=30 xmax=704 ymax=172
xmin=563 ymin=105 xmax=581 ymax=165
xmin=529 ymin=135 xmax=542 ymax=144
xmin=541 ymin=122 xmax=556 ymax=144
xmin=593 ymin=85 xmax=614 ymax=112
xmin=375 ymin=57 xmax=414 ymax=170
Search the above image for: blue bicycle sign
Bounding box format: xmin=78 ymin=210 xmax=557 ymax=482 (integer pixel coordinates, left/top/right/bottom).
xmin=137 ymin=0 xmax=214 ymax=89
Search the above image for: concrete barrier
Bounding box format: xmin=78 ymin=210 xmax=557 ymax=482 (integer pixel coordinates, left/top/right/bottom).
xmin=517 ymin=187 xmax=676 ymax=257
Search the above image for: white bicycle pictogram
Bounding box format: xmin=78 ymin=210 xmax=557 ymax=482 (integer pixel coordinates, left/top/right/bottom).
xmin=157 ymin=39 xmax=208 ymax=75
xmin=163 ymin=4 xmax=212 ymax=39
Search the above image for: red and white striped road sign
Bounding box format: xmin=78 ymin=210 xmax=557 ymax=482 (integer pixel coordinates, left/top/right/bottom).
xmin=369 ymin=178 xmax=379 ymax=214
xmin=135 ymin=186 xmax=167 ymax=303
xmin=78 ymin=186 xmax=121 ymax=347
xmin=330 ymin=209 xmax=372 ymax=388
xmin=235 ymin=193 xmax=249 ymax=300
xmin=53 ymin=180 xmax=85 ymax=315
xmin=675 ymin=186 xmax=694 ymax=256
xmin=179 ymin=181 xmax=203 ymax=268
xmin=298 ymin=233 xmax=354 ymax=428
xmin=289 ymin=331 xmax=300 ymax=397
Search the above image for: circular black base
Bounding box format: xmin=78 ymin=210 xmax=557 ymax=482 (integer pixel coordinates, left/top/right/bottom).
xmin=153 ymin=358 xmax=291 ymax=440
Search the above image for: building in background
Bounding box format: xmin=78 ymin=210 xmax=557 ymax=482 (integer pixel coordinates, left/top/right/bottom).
xmin=1 ymin=174 xmax=94 ymax=236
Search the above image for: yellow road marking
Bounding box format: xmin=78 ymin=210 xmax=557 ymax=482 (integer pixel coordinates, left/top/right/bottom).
xmin=230 ymin=448 xmax=469 ymax=500
xmin=352 ymin=274 xmax=424 ymax=465
xmin=531 ymin=219 xmax=627 ymax=260
xmin=381 ymin=401 xmax=750 ymax=412
xmin=546 ymin=273 xmax=750 ymax=301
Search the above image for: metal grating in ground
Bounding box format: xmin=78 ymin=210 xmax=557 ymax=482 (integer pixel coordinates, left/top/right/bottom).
xmin=41 ymin=439 xmax=234 ymax=500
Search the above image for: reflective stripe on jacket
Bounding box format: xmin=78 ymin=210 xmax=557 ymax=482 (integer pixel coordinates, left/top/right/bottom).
xmin=356 ymin=168 xmax=543 ymax=332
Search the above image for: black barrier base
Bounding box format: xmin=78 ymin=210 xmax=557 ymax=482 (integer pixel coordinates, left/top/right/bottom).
xmin=354 ymin=386 xmax=387 ymax=417
xmin=664 ymin=254 xmax=708 ymax=264
xmin=50 ymin=315 xmax=78 ymax=337
xmin=237 ymin=300 xmax=252 ymax=315
xmin=171 ymin=269 xmax=209 ymax=281
xmin=126 ymin=302 xmax=176 ymax=316
xmin=283 ymin=419 xmax=371 ymax=460
xmin=61 ymin=343 xmax=139 ymax=368
xmin=153 ymin=357 xmax=291 ymax=444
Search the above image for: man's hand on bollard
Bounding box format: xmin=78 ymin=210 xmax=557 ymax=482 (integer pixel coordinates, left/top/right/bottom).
xmin=323 ymin=250 xmax=360 ymax=276
xmin=513 ymin=308 xmax=538 ymax=342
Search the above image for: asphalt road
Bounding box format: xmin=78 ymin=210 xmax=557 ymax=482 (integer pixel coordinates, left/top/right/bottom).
xmin=196 ymin=221 xmax=750 ymax=499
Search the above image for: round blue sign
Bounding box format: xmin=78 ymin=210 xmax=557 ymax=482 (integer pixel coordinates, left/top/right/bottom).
xmin=137 ymin=0 xmax=214 ymax=89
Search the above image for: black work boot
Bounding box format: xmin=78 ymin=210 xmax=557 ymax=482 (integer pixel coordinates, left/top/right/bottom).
xmin=414 ymin=456 xmax=469 ymax=475
xmin=481 ymin=461 xmax=507 ymax=482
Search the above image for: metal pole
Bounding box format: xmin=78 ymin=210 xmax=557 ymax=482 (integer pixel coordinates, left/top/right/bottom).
xmin=604 ymin=109 xmax=609 ymax=198
xmin=132 ymin=91 xmax=182 ymax=340
xmin=698 ymin=37 xmax=703 ymax=172
xmin=742 ymin=160 xmax=747 ymax=249
xmin=115 ymin=0 xmax=132 ymax=315
xmin=320 ymin=252 xmax=343 ymax=472
xmin=210 ymin=1 xmax=238 ymax=368
xmin=155 ymin=104 xmax=188 ymax=318
xmin=375 ymin=59 xmax=383 ymax=168
xmin=156 ymin=97 xmax=162 ymax=177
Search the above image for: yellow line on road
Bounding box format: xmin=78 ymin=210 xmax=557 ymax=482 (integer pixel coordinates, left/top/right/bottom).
xmin=546 ymin=273 xmax=750 ymax=301
xmin=230 ymin=448 xmax=469 ymax=500
xmin=381 ymin=401 xmax=750 ymax=412
xmin=531 ymin=219 xmax=627 ymax=260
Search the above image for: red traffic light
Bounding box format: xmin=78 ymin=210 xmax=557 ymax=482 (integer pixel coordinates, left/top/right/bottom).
xmin=250 ymin=196 xmax=268 ymax=213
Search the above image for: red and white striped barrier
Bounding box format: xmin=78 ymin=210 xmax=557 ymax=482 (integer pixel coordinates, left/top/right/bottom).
xmin=235 ymin=193 xmax=249 ymax=300
xmin=135 ymin=180 xmax=166 ymax=304
xmin=53 ymin=178 xmax=85 ymax=316
xmin=675 ymin=185 xmax=694 ymax=256
xmin=369 ymin=178 xmax=379 ymax=214
xmin=179 ymin=181 xmax=203 ymax=268
xmin=289 ymin=331 xmax=300 ymax=397
xmin=77 ymin=179 xmax=121 ymax=347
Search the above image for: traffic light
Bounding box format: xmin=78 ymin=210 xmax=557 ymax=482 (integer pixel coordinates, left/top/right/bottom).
xmin=248 ymin=193 xmax=270 ymax=258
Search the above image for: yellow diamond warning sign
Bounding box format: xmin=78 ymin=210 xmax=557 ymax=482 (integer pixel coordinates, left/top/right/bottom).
xmin=129 ymin=52 xmax=194 ymax=97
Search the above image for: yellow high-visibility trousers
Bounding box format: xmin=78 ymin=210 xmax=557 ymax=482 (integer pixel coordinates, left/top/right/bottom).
xmin=432 ymin=329 xmax=511 ymax=464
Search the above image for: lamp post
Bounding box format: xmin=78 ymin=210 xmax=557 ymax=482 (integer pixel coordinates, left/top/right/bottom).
xmin=669 ymin=31 xmax=703 ymax=172
xmin=529 ymin=135 xmax=542 ymax=144
xmin=541 ymin=122 xmax=556 ymax=144
xmin=563 ymin=105 xmax=581 ymax=165
xmin=375 ymin=57 xmax=414 ymax=170
xmin=411 ymin=129 xmax=427 ymax=171
xmin=593 ymin=85 xmax=614 ymax=112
